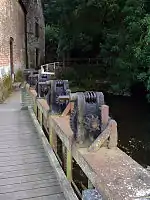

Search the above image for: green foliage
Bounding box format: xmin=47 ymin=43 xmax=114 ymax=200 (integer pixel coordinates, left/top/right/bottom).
xmin=43 ymin=0 xmax=150 ymax=100
xmin=3 ymin=76 xmax=12 ymax=92
xmin=0 ymin=75 xmax=12 ymax=103
xmin=45 ymin=25 xmax=59 ymax=44
xmin=15 ymin=69 xmax=24 ymax=83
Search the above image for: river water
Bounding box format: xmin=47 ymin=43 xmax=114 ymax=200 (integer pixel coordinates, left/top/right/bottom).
xmin=104 ymin=93 xmax=150 ymax=167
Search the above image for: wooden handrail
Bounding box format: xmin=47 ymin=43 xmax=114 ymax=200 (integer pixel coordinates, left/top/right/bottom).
xmin=22 ymin=84 xmax=150 ymax=200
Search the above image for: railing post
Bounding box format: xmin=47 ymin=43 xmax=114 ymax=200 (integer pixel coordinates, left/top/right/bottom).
xmin=49 ymin=117 xmax=53 ymax=146
xmin=66 ymin=149 xmax=72 ymax=182
xmin=21 ymin=86 xmax=26 ymax=108
xmin=88 ymin=179 xmax=94 ymax=189
xmin=33 ymin=101 xmax=37 ymax=116
xmin=39 ymin=109 xmax=43 ymax=126
xmin=37 ymin=107 xmax=41 ymax=124
xmin=49 ymin=116 xmax=57 ymax=153
xmin=62 ymin=145 xmax=66 ymax=172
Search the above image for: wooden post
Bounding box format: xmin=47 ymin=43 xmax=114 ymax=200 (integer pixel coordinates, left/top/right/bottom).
xmin=53 ymin=131 xmax=57 ymax=153
xmin=88 ymin=179 xmax=94 ymax=189
xmin=101 ymin=105 xmax=109 ymax=147
xmin=108 ymin=120 xmax=118 ymax=148
xmin=49 ymin=116 xmax=53 ymax=147
xmin=37 ymin=108 xmax=40 ymax=122
xmin=101 ymin=105 xmax=109 ymax=126
xmin=39 ymin=109 xmax=43 ymax=126
xmin=49 ymin=126 xmax=53 ymax=147
xmin=33 ymin=101 xmax=37 ymax=115
xmin=21 ymin=86 xmax=25 ymax=108
xmin=49 ymin=116 xmax=57 ymax=152
xmin=62 ymin=145 xmax=66 ymax=172
xmin=62 ymin=102 xmax=74 ymax=116
xmin=66 ymin=149 xmax=72 ymax=182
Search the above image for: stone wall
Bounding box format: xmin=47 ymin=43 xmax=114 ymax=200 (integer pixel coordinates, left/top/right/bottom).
xmin=26 ymin=0 xmax=45 ymax=68
xmin=0 ymin=0 xmax=26 ymax=78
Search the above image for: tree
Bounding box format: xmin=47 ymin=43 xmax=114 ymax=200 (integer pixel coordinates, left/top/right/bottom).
xmin=43 ymin=0 xmax=150 ymax=99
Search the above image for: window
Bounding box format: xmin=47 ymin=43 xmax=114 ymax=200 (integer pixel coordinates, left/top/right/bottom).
xmin=35 ymin=48 xmax=39 ymax=67
xmin=35 ymin=22 xmax=39 ymax=38
xmin=10 ymin=37 xmax=14 ymax=76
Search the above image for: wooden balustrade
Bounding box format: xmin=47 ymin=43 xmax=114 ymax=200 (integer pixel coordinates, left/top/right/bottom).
xmin=21 ymin=84 xmax=150 ymax=200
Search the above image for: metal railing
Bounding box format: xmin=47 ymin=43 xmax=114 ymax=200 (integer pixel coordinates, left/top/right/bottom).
xmin=41 ymin=62 xmax=63 ymax=72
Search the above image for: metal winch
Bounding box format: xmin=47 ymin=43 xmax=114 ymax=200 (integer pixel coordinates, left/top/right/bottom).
xmin=23 ymin=69 xmax=38 ymax=86
xmin=70 ymin=91 xmax=105 ymax=144
xmin=28 ymin=71 xmax=39 ymax=87
xmin=36 ymin=73 xmax=52 ymax=98
xmin=23 ymin=69 xmax=31 ymax=82
xmin=36 ymin=67 xmax=56 ymax=98
xmin=46 ymin=80 xmax=70 ymax=114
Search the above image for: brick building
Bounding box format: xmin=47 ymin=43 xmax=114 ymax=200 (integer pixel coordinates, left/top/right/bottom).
xmin=0 ymin=0 xmax=45 ymax=78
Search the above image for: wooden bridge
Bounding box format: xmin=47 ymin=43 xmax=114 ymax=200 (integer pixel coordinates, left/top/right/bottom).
xmin=0 ymin=83 xmax=150 ymax=200
xmin=0 ymin=91 xmax=76 ymax=200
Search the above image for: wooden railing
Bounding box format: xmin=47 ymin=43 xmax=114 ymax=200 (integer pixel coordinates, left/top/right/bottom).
xmin=21 ymin=84 xmax=150 ymax=200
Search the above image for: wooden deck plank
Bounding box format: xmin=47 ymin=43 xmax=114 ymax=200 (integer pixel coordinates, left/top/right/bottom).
xmin=0 ymin=161 xmax=51 ymax=172
xmin=0 ymin=145 xmax=44 ymax=152
xmin=0 ymin=154 xmax=48 ymax=164
xmin=0 ymin=148 xmax=45 ymax=156
xmin=0 ymin=179 xmax=60 ymax=194
xmin=0 ymin=96 xmax=66 ymax=200
xmin=23 ymin=193 xmax=65 ymax=200
xmin=0 ymin=164 xmax=54 ymax=179
xmin=0 ymin=185 xmax=62 ymax=200
xmin=0 ymin=173 xmax=56 ymax=186
xmin=0 ymin=139 xmax=41 ymax=146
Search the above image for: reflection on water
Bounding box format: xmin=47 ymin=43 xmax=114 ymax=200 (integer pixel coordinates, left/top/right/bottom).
xmin=104 ymin=93 xmax=150 ymax=167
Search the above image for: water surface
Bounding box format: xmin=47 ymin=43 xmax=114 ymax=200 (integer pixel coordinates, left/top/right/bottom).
xmin=105 ymin=93 xmax=150 ymax=167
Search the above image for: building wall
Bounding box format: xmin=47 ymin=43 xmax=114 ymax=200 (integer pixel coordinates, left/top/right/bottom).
xmin=0 ymin=0 xmax=25 ymax=78
xmin=26 ymin=0 xmax=45 ymax=68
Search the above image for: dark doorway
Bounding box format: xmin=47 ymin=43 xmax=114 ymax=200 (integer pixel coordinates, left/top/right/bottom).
xmin=10 ymin=37 xmax=14 ymax=76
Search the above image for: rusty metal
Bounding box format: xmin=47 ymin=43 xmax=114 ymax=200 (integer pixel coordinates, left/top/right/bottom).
xmin=23 ymin=69 xmax=38 ymax=87
xmin=36 ymin=73 xmax=51 ymax=98
xmin=46 ymin=80 xmax=70 ymax=114
xmin=69 ymin=92 xmax=105 ymax=145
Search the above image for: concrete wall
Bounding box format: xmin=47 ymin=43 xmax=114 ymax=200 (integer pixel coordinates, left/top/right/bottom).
xmin=0 ymin=0 xmax=26 ymax=78
xmin=26 ymin=0 xmax=45 ymax=68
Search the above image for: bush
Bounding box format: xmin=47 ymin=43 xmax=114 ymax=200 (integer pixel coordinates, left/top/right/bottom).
xmin=0 ymin=75 xmax=12 ymax=103
xmin=0 ymin=68 xmax=24 ymax=103
xmin=15 ymin=69 xmax=23 ymax=83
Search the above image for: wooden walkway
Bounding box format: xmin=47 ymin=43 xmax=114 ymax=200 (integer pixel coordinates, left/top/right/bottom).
xmin=0 ymin=92 xmax=66 ymax=200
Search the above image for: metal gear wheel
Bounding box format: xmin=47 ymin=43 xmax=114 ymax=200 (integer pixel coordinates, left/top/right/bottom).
xmin=83 ymin=114 xmax=100 ymax=132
